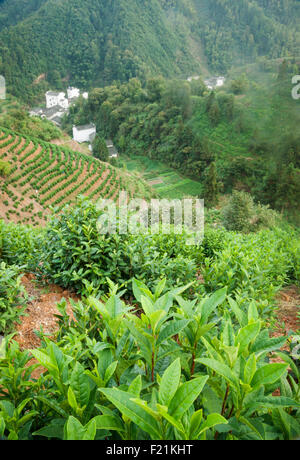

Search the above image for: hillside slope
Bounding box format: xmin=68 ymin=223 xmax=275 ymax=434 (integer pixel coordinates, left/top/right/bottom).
xmin=0 ymin=127 xmax=153 ymax=226
xmin=0 ymin=0 xmax=298 ymax=101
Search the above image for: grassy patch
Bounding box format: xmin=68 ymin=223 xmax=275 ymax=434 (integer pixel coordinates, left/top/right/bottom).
xmin=124 ymin=155 xmax=203 ymax=199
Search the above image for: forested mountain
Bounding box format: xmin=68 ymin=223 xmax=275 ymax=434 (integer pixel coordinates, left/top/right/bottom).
xmin=0 ymin=0 xmax=298 ymax=102
xmin=0 ymin=0 xmax=46 ymax=29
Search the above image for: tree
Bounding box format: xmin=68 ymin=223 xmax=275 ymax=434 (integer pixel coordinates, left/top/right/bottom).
xmin=146 ymin=77 xmax=165 ymax=102
xmin=222 ymin=190 xmax=254 ymax=232
xmin=276 ymin=162 xmax=300 ymax=211
xmin=203 ymin=162 xmax=219 ymax=208
xmin=277 ymin=59 xmax=288 ymax=82
xmin=92 ymin=135 xmax=109 ymax=161
xmin=209 ymin=100 xmax=221 ymax=126
xmin=163 ymin=80 xmax=192 ymax=119
xmin=230 ymin=74 xmax=249 ymax=94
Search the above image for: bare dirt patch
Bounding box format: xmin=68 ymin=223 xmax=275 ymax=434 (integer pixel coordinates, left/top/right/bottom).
xmin=15 ymin=274 xmax=78 ymax=351
xmin=274 ymin=285 xmax=300 ymax=336
xmin=33 ymin=74 xmax=46 ymax=84
xmin=51 ymin=138 xmax=92 ymax=156
xmin=270 ymin=285 xmax=299 ymax=373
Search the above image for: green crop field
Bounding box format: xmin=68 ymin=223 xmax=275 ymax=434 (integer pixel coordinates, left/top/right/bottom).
xmin=0 ymin=127 xmax=154 ymax=226
xmin=124 ymin=155 xmax=203 ymax=199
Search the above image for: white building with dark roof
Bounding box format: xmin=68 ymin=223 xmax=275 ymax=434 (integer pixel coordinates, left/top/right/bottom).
xmin=0 ymin=75 xmax=6 ymax=100
xmin=29 ymin=88 xmax=89 ymax=128
xmin=46 ymin=91 xmax=69 ymax=109
xmin=73 ymin=124 xmax=96 ymax=143
xmin=106 ymin=139 xmax=118 ymax=158
xmin=204 ymin=76 xmax=226 ymax=90
xmin=67 ymin=87 xmax=80 ymax=100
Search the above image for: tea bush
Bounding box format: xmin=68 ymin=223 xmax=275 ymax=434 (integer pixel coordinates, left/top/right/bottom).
xmin=0 ymin=262 xmax=27 ymax=334
xmin=40 ymin=198 xmax=200 ymax=296
xmin=0 ymin=160 xmax=11 ymax=177
xmin=202 ymin=228 xmax=299 ymax=309
xmin=0 ymin=220 xmax=43 ymax=271
xmin=0 ymin=281 xmax=299 ymax=440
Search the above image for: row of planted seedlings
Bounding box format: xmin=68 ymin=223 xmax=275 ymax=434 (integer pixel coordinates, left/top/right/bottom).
xmin=0 ymin=129 xmax=126 ymax=213
xmin=55 ymin=162 xmax=108 ymax=212
xmin=39 ymin=149 xmax=82 ymax=206
xmin=0 ymin=134 xmax=18 ymax=157
xmin=49 ymin=158 xmax=87 ymax=208
xmin=88 ymin=166 xmax=115 ymax=201
xmin=33 ymin=147 xmax=71 ymax=194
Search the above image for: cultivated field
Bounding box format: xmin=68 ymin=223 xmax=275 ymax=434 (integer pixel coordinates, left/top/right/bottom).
xmin=0 ymin=128 xmax=153 ymax=226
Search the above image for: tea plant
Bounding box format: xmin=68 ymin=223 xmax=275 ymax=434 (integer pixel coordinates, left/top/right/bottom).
xmin=0 ymin=263 xmax=27 ymax=334
xmin=40 ymin=198 xmax=200 ymax=296
xmin=0 ymin=281 xmax=299 ymax=440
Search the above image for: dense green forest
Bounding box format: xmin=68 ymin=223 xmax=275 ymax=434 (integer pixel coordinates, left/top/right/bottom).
xmin=63 ymin=59 xmax=300 ymax=223
xmin=0 ymin=0 xmax=299 ymax=102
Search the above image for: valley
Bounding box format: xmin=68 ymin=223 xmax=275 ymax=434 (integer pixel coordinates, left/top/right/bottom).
xmin=0 ymin=0 xmax=299 ymax=443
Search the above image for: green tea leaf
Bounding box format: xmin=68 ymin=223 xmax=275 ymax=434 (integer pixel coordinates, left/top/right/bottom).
xmin=100 ymin=388 xmax=161 ymax=439
xmin=251 ymin=363 xmax=288 ymax=387
xmin=159 ymin=358 xmax=181 ymax=406
xmin=169 ymin=376 xmax=209 ymax=420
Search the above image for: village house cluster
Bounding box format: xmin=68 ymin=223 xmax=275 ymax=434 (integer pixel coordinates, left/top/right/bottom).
xmin=29 ymin=86 xmax=98 ymax=149
xmin=29 ymin=87 xmax=89 ymax=127
xmin=187 ymin=75 xmax=226 ymax=90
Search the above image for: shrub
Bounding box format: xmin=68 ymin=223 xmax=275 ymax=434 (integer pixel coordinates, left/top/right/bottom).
xmin=0 ymin=262 xmax=27 ymax=333
xmin=222 ymin=190 xmax=278 ymax=233
xmin=222 ymin=190 xmax=254 ymax=232
xmin=252 ymin=202 xmax=278 ymax=231
xmin=0 ymin=160 xmax=11 ymax=177
xmin=0 ymin=282 xmax=299 ymax=440
xmin=0 ymin=219 xmax=43 ymax=271
xmin=202 ymin=228 xmax=298 ymax=308
xmin=201 ymin=226 xmax=227 ymax=258
xmin=40 ymin=198 xmax=200 ymax=296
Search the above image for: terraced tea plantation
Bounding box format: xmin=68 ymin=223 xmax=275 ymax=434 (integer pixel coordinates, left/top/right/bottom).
xmin=0 ymin=128 xmax=153 ymax=225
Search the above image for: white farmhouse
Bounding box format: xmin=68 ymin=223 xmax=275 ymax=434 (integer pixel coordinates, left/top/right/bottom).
xmin=187 ymin=75 xmax=200 ymax=82
xmin=73 ymin=124 xmax=96 ymax=143
xmin=204 ymin=76 xmax=226 ymax=90
xmin=216 ymin=77 xmax=226 ymax=88
xmin=0 ymin=75 xmax=6 ymax=100
xmin=67 ymin=87 xmax=80 ymax=100
xmin=46 ymin=91 xmax=69 ymax=109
